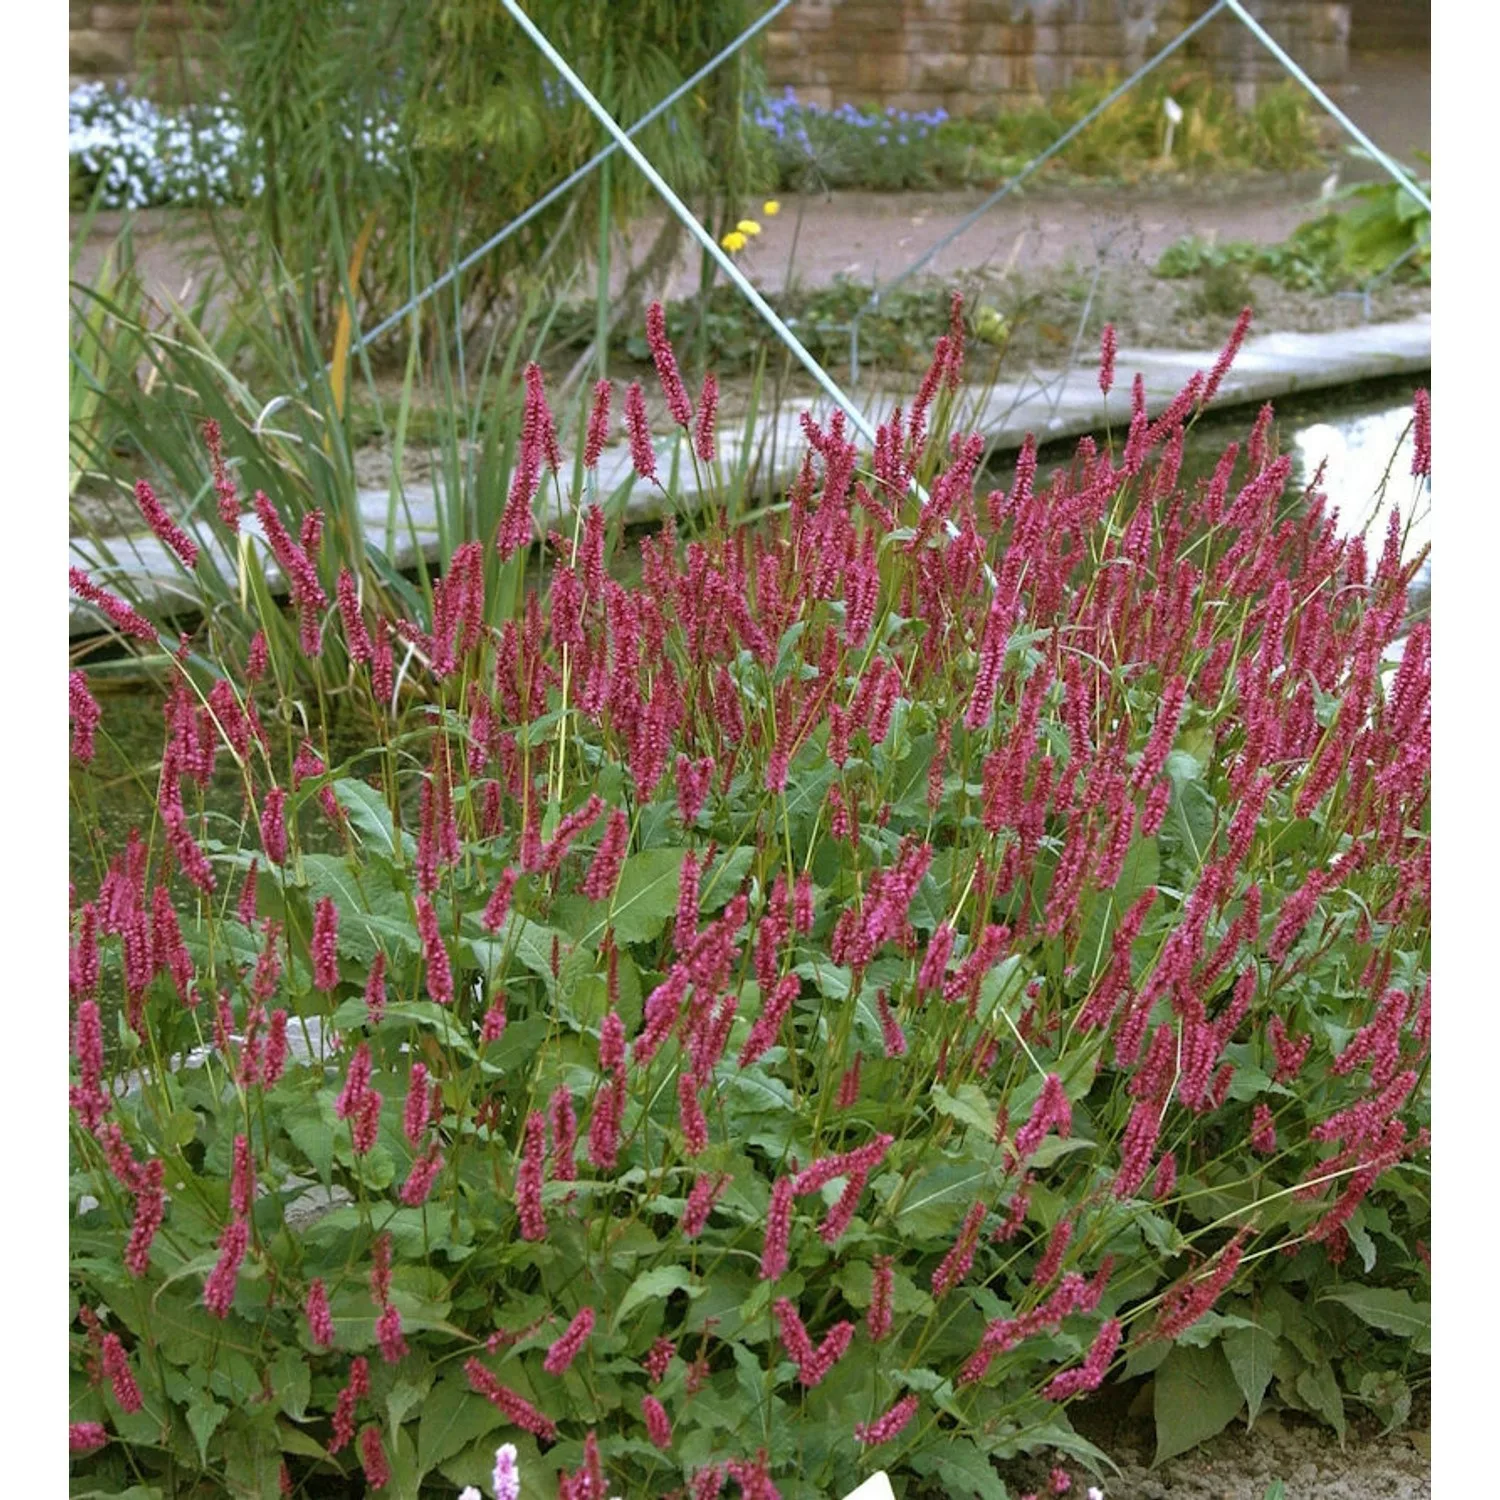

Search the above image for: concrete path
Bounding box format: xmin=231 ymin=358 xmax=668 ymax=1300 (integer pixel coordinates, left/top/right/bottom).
xmin=68 ymin=314 xmax=1430 ymax=638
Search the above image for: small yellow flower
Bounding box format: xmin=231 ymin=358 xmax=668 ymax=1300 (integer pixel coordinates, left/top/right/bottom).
xmin=763 ymin=199 xmax=781 ymax=217
xmin=720 ymin=230 xmax=748 ymax=253
xmin=736 ymin=219 xmax=762 ymax=237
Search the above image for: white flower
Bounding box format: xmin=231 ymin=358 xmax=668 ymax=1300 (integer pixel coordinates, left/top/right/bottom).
xmin=1087 ymin=1488 xmax=1106 ymax=1500
xmin=493 ymin=1442 xmax=520 ymax=1500
xmin=457 ymin=1489 xmax=482 ymax=1500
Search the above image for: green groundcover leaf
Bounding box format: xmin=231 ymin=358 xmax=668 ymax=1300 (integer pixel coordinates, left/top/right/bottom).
xmin=1154 ymin=1342 xmax=1245 ymax=1465
xmin=1318 ymin=1286 xmax=1430 ymax=1340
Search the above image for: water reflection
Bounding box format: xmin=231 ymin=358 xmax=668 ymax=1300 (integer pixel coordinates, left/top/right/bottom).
xmin=1292 ymin=403 xmax=1429 ymax=583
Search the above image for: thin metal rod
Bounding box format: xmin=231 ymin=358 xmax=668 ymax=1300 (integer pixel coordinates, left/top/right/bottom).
xmin=344 ymin=0 xmax=796 ymax=365
xmin=499 ymin=0 xmax=879 ymax=447
xmin=848 ymin=0 xmax=1231 ymax=381
xmin=1223 ymin=0 xmax=1431 ymax=213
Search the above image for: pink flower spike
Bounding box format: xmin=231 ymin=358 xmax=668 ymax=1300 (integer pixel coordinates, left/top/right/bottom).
xmin=515 ymin=1110 xmax=547 ymax=1241
xmin=624 ymin=381 xmax=658 ymax=483
xmin=359 ymin=1425 xmax=390 ymax=1489
xmin=482 ymin=867 xmax=519 ymax=932
xmin=364 ymin=951 xmax=387 ymax=1024
xmin=260 ymin=786 xmax=288 ymax=865
xmin=69 ymin=671 xmax=102 ymax=763
xmin=584 ymin=379 xmax=613 ymax=469
xmin=464 ymin=1360 xmax=558 ymax=1441
xmin=100 ymin=1334 xmax=142 ymax=1414
xmin=695 ymin=371 xmax=719 ymax=463
xmin=376 ymin=1302 xmax=408 ymax=1364
xmin=1098 ymin=323 xmax=1117 ymax=397
xmin=646 ymin=302 xmax=693 ymax=429
xmin=641 ymin=1394 xmax=673 ymax=1450
xmin=69 ymin=1422 xmax=110 ymax=1454
xmin=311 ymin=896 xmax=339 ymax=990
xmin=854 ymin=1393 xmax=919 ymax=1447
xmin=543 ymin=1306 xmax=595 ymax=1376
xmin=867 ymin=1255 xmax=895 ymax=1341
xmin=202 ymin=1216 xmax=249 ymax=1318
xmin=134 ymin=478 xmax=200 ymax=568
xmin=69 ymin=567 xmax=157 ymax=642
xmin=1411 ymin=386 xmax=1430 ymax=477
xmin=760 ymin=1176 xmax=795 ymax=1280
xmin=416 ymin=895 xmax=453 ymax=1004
xmin=305 ymin=1278 xmax=336 ymax=1348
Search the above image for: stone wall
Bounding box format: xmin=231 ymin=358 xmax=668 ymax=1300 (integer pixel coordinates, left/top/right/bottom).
xmin=764 ymin=0 xmax=1354 ymax=117
xmin=72 ymin=0 xmax=1368 ymax=115
xmin=69 ymin=1 xmax=220 ymax=92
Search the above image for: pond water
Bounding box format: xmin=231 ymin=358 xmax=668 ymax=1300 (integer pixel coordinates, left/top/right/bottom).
xmin=69 ymin=379 xmax=1427 ymax=891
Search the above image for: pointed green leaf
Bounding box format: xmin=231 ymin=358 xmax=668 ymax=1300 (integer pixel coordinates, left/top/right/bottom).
xmin=1223 ymin=1321 xmax=1278 ymax=1424
xmin=613 ymin=1265 xmax=702 ymax=1329
xmin=1153 ymin=1343 xmax=1244 ymax=1464
xmin=1318 ymin=1286 xmax=1429 ymax=1340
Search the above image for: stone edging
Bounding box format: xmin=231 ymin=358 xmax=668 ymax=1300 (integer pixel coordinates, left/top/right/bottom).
xmin=69 ymin=316 xmax=1430 ymax=638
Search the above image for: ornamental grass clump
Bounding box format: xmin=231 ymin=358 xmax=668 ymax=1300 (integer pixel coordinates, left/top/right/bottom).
xmin=69 ymin=304 xmax=1429 ymax=1498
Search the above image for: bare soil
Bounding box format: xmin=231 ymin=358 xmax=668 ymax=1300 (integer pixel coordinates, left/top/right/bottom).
xmin=996 ymin=1387 xmax=1431 ymax=1499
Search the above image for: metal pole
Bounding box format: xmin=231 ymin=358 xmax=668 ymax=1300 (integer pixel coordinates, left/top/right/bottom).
xmin=498 ymin=0 xmax=880 ymax=447
xmin=1223 ymin=0 xmax=1430 ymax=212
xmin=343 ymin=0 xmax=797 ymax=365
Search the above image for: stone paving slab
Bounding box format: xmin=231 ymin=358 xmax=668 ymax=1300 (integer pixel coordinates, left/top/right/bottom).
xmin=69 ymin=316 xmax=1429 ymax=638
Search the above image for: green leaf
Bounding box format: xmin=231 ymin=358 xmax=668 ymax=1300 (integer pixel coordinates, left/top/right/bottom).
xmin=702 ymin=845 xmax=754 ymax=910
xmin=333 ymin=777 xmax=413 ymax=861
xmin=464 ymin=914 xmax=570 ymax=995
xmin=613 ymin=1265 xmax=702 ymax=1329
xmin=186 ymin=1391 xmax=228 ymax=1466
xmin=297 ymin=854 xmax=417 ymax=962
xmin=896 ymin=1160 xmax=997 ymax=1239
xmin=601 ymin=849 xmax=687 ymax=945
xmin=1153 ymin=1343 xmax=1245 ymax=1464
xmin=417 ymin=1373 xmax=504 ymax=1474
xmin=932 ymin=1082 xmax=998 ymax=1139
xmin=1317 ymin=1286 xmax=1429 ymax=1340
xmin=1162 ymin=750 xmax=1217 ymax=866
xmin=1079 ymin=836 xmax=1159 ymax=972
xmin=1223 ymin=1321 xmax=1278 ymax=1425
xmin=268 ymin=1346 xmax=311 ymax=1421
xmin=910 ymin=1436 xmax=1007 ymax=1499
xmin=1295 ymin=1359 xmax=1347 ymax=1440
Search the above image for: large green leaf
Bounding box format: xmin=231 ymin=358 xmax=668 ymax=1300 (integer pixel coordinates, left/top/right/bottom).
xmin=909 ymin=1436 xmax=1007 ymax=1499
xmin=298 ymin=853 xmax=417 ymax=960
xmin=598 ymin=848 xmax=687 ymax=945
xmin=1078 ymin=836 xmax=1159 ymax=974
xmin=1223 ymin=1319 xmax=1279 ymax=1425
xmin=333 ymin=777 xmax=414 ymax=861
xmin=1153 ymin=1343 xmax=1244 ymax=1464
xmin=932 ymin=1082 xmax=998 ymax=1139
xmin=464 ymin=912 xmax=571 ymax=995
xmin=1295 ymin=1358 xmax=1347 ymax=1440
xmin=416 ymin=1372 xmax=504 ymax=1474
xmin=1318 ymin=1286 xmax=1429 ymax=1341
xmin=613 ymin=1265 xmax=702 ymax=1329
xmin=895 ymin=1159 xmax=996 ymax=1240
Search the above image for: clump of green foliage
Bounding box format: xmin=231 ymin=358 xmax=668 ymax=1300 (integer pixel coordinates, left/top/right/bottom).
xmin=69 ymin=306 xmax=1430 ymax=1499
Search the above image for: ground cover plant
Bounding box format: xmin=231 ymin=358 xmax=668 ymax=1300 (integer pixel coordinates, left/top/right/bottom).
xmin=69 ymin=304 xmax=1430 ymax=1499
xmin=750 ymin=71 xmax=1321 ymax=192
xmin=1156 ymin=156 xmax=1431 ymax=308
xmin=70 ymin=67 xmax=1320 ymax=217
